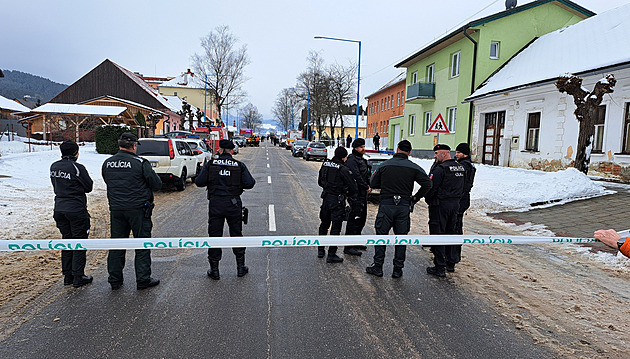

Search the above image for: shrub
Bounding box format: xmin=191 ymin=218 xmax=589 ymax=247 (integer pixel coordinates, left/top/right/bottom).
xmin=95 ymin=125 xmax=137 ymax=154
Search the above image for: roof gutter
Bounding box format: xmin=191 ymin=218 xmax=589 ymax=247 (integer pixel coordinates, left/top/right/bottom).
xmin=463 ymin=25 xmax=477 ymax=145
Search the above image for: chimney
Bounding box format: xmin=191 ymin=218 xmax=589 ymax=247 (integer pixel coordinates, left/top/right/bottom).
xmin=506 ymin=0 xmax=517 ymax=10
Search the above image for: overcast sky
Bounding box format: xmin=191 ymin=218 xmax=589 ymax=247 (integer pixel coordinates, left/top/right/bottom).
xmin=2 ymin=0 xmax=627 ymax=121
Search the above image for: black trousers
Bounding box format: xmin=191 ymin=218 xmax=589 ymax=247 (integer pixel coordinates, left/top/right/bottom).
xmin=428 ymin=201 xmax=460 ymax=269
xmin=54 ymin=210 xmax=90 ymax=277
xmin=207 ymin=196 xmax=245 ymax=262
xmin=319 ymin=194 xmax=346 ymax=255
xmin=108 ymin=209 xmax=153 ymax=284
xmin=373 ymin=201 xmax=410 ymax=268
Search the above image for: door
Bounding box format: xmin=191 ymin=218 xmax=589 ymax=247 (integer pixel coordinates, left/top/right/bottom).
xmin=393 ymin=124 xmax=400 ymax=148
xmin=482 ymin=111 xmax=505 ymax=165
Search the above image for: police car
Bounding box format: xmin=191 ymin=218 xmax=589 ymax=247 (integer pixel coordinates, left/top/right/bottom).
xmin=364 ymin=153 xmax=392 ymax=200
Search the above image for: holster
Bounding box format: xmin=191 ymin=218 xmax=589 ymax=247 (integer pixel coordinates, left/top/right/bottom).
xmin=143 ymin=202 xmax=155 ymax=218
xmin=242 ymin=207 xmax=249 ymax=225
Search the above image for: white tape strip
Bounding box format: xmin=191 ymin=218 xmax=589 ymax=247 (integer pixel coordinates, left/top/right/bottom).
xmin=0 ymin=234 xmax=598 ymax=252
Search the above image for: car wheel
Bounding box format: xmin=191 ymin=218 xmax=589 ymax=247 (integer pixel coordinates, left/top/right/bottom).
xmin=304 ymin=155 xmax=309 ymax=161
xmin=176 ymin=168 xmax=187 ymax=191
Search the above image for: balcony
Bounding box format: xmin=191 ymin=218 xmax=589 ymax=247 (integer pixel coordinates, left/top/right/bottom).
xmin=406 ymin=82 xmax=435 ymax=104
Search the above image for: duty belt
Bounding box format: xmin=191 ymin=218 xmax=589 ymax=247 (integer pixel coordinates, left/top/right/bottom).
xmin=380 ymin=197 xmax=411 ymax=206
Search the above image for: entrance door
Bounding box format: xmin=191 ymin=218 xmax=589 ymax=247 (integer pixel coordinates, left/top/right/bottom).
xmin=393 ymin=124 xmax=400 ymax=147
xmin=483 ymin=111 xmax=505 ymax=165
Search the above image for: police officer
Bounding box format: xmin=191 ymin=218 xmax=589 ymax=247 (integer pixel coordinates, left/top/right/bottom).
xmin=50 ymin=140 xmax=94 ymax=288
xmin=196 ymin=139 xmax=255 ymax=280
xmin=102 ymin=132 xmax=162 ymax=290
xmin=425 ymin=144 xmax=465 ymax=277
xmin=366 ymin=140 xmax=432 ymax=278
xmin=344 ymin=138 xmax=371 ymax=256
xmin=372 ymin=133 xmax=380 ymax=152
xmin=454 ymin=143 xmax=476 ymax=262
xmin=317 ymin=146 xmax=357 ymax=263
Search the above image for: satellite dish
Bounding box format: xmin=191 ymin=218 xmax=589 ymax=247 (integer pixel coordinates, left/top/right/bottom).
xmin=506 ymin=0 xmax=517 ymax=10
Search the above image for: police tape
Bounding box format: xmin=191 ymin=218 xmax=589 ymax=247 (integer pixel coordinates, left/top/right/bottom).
xmin=0 ymin=234 xmax=598 ymax=252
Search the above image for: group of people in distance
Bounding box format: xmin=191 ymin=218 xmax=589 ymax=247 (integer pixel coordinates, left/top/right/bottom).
xmin=317 ymin=138 xmax=476 ymax=278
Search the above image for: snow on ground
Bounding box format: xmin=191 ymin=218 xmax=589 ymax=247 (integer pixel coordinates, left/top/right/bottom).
xmin=0 ymin=136 xmax=109 ymax=239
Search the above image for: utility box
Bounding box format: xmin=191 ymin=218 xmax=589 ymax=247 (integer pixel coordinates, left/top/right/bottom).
xmin=511 ymin=136 xmax=520 ymax=150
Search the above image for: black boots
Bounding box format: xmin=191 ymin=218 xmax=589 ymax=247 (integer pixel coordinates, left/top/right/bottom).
xmin=317 ymin=247 xmax=325 ymax=258
xmin=365 ymin=264 xmax=383 ymax=277
xmin=137 ymin=278 xmax=160 ymax=290
xmin=236 ymin=256 xmax=249 ymax=277
xmin=426 ymin=266 xmax=446 ymax=278
xmin=392 ymin=267 xmax=403 ymax=278
xmin=64 ymin=275 xmax=73 ymax=286
xmin=343 ymin=247 xmax=362 ymax=256
xmin=326 ymin=254 xmax=344 ymax=263
xmin=73 ymin=275 xmax=93 ymax=288
xmin=207 ymin=260 xmax=220 ymax=280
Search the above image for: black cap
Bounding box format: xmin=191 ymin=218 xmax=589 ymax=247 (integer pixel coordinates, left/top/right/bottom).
xmin=455 ymin=143 xmax=470 ymax=156
xmin=433 ymin=144 xmax=451 ymax=151
xmin=334 ymin=147 xmax=348 ymax=158
xmin=397 ymin=140 xmax=412 ymax=152
xmin=119 ymin=132 xmax=138 ymax=142
xmin=219 ymin=139 xmax=235 ymax=149
xmin=60 ymin=140 xmax=79 ymax=156
xmin=351 ymin=138 xmax=365 ymax=148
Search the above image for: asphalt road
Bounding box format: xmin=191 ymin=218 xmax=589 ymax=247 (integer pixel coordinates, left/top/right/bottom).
xmin=0 ymin=141 xmax=550 ymax=358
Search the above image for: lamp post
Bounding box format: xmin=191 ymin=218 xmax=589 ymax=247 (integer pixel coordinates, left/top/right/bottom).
xmin=291 ymin=87 xmax=310 ymax=140
xmin=314 ymin=36 xmax=361 ymax=139
xmin=204 ymin=73 xmax=228 ymax=125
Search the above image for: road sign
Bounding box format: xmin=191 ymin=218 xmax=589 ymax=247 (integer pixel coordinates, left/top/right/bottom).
xmin=311 ymin=130 xmax=316 ymax=135
xmin=427 ymin=113 xmax=450 ymax=133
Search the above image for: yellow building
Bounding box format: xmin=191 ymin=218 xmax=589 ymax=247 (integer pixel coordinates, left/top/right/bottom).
xmin=318 ymin=114 xmax=367 ymax=141
xmin=158 ymin=70 xmax=219 ymax=124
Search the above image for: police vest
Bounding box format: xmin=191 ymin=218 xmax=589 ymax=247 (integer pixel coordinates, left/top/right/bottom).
xmin=320 ymin=160 xmax=346 ymax=195
xmin=206 ymin=158 xmax=243 ymax=197
xmin=436 ymin=159 xmax=465 ymax=201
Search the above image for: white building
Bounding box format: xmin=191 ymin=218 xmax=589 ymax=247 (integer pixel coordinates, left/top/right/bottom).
xmin=466 ymin=3 xmax=630 ymax=179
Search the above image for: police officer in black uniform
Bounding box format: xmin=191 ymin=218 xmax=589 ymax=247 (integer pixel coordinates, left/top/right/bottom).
xmin=366 ymin=140 xmax=432 ymax=278
xmin=50 ymin=140 xmax=94 ymax=288
xmin=425 ymin=144 xmax=465 ymax=277
xmin=344 ymin=138 xmax=371 ymax=256
xmin=196 ymin=139 xmax=255 ymax=280
xmin=102 ymin=132 xmax=162 ymax=290
xmin=317 ymin=146 xmax=357 ymax=263
xmin=454 ymin=143 xmax=476 ymax=247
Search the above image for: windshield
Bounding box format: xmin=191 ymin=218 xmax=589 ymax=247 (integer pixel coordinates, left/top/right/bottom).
xmin=187 ymin=142 xmax=199 ymax=149
xmin=137 ymin=140 xmax=169 ymax=156
xmin=310 ymin=143 xmax=326 ymax=149
xmin=295 ymin=140 xmax=309 ymax=146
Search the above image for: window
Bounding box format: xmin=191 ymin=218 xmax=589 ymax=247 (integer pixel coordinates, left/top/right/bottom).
xmin=447 ymin=107 xmax=457 ymax=133
xmin=409 ymin=114 xmax=416 ymax=135
xmin=424 ymin=111 xmax=432 ymax=134
xmin=490 ymin=41 xmax=500 ymax=59
xmin=593 ymin=105 xmax=606 ymax=152
xmin=401 ymin=90 xmax=404 ymax=103
xmin=381 ymin=99 xmax=384 ymax=111
xmin=411 ymin=72 xmax=418 ymax=84
xmin=623 ymin=103 xmax=630 ymax=153
xmin=525 ymin=112 xmax=540 ymax=151
xmin=426 ymin=63 xmax=435 ymax=83
xmin=451 ymin=51 xmax=461 ymax=78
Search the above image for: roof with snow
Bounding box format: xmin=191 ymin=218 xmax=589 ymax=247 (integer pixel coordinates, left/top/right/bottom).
xmin=467 ymin=3 xmax=630 ymax=101
xmin=162 ymin=95 xmax=198 ymax=113
xmin=338 ymin=115 xmax=367 ymax=128
xmin=15 ymin=103 xmax=127 ymax=116
xmin=366 ymin=72 xmax=406 ymax=98
xmin=159 ymin=72 xmax=205 ymax=89
xmin=0 ymin=95 xmax=31 ymax=112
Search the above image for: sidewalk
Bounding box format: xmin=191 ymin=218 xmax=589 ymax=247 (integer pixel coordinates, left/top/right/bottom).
xmin=490 ymin=183 xmax=630 ymax=238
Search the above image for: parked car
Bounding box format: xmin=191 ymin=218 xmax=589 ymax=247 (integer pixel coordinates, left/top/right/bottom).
xmin=233 ymin=142 xmax=240 ymax=154
xmin=303 ymin=142 xmax=328 ymax=161
xmin=279 ymin=136 xmax=287 ymax=148
xmin=364 ymin=153 xmax=392 ymax=201
xmin=233 ymin=135 xmax=245 ymax=147
xmin=186 ymin=139 xmax=213 ymax=174
xmin=292 ymin=139 xmax=309 ymax=157
xmin=137 ymin=138 xmax=198 ymax=191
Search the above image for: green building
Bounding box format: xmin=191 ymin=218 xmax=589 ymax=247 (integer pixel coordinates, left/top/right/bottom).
xmin=393 ymin=0 xmax=593 ymax=154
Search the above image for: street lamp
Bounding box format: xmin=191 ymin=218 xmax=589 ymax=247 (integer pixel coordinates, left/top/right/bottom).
xmin=314 ymin=35 xmax=361 ymax=139
xmin=290 ymin=87 xmax=310 ymax=140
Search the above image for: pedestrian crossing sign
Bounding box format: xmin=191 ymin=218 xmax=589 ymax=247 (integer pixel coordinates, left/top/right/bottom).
xmin=427 ymin=113 xmax=450 ymax=133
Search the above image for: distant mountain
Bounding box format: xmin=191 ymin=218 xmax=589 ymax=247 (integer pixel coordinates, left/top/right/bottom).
xmin=0 ymin=70 xmax=67 ymax=103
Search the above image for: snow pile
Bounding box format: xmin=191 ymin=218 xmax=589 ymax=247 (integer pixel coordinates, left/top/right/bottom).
xmin=0 ymin=135 xmax=58 ymax=155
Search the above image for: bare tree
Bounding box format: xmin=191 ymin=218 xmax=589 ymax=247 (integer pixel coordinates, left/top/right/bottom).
xmin=296 ymin=51 xmax=330 ymax=140
xmin=556 ymin=73 xmax=616 ymax=174
xmin=192 ymin=25 xmax=250 ymax=125
xmin=326 ymin=62 xmax=357 ymax=140
xmin=241 ymin=103 xmax=263 ymax=132
xmin=272 ymin=88 xmax=301 ymax=131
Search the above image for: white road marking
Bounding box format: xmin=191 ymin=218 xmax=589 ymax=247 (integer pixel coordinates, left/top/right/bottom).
xmin=267 ymin=164 xmax=270 ymax=168
xmin=268 ymin=204 xmax=276 ymax=231
xmin=268 ymin=176 xmax=271 ymax=184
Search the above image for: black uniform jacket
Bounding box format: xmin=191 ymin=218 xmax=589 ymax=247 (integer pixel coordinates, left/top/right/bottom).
xmin=345 ymin=150 xmax=371 ymax=195
xmin=457 ymin=157 xmax=476 ymax=195
xmin=318 ymin=157 xmax=357 ymax=198
xmin=50 ymin=156 xmax=93 ymax=212
xmin=370 ymin=153 xmax=432 ymax=201
xmin=195 ymin=153 xmax=255 ymax=197
xmin=101 ymin=150 xmax=162 ymax=210
xmin=425 ymin=158 xmax=465 ymax=205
